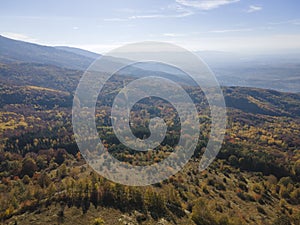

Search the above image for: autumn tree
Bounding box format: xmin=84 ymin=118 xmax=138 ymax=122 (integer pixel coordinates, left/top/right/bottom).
xmin=20 ymin=157 xmax=37 ymax=177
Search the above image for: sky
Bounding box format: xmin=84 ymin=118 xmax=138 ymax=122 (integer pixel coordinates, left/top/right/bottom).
xmin=1 ymin=0 xmax=300 ymax=54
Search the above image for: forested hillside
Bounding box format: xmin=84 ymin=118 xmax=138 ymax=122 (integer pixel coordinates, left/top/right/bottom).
xmin=0 ymin=36 xmax=299 ymax=225
xmin=0 ymin=79 xmax=299 ymax=225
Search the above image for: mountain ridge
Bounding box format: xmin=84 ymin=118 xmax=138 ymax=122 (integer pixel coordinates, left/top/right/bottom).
xmin=1 ymin=35 xmax=300 ymax=92
xmin=55 ymin=46 xmax=101 ymax=59
xmin=0 ymin=35 xmax=95 ymax=70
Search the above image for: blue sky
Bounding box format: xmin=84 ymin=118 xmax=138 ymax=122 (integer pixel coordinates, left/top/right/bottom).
xmin=1 ymin=0 xmax=300 ymax=53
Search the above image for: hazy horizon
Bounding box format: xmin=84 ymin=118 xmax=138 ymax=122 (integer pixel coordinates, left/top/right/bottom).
xmin=2 ymin=33 xmax=300 ymax=57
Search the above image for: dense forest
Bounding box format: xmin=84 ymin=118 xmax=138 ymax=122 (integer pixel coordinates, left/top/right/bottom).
xmin=0 ymin=76 xmax=299 ymax=224
xmin=0 ymin=35 xmax=299 ymax=225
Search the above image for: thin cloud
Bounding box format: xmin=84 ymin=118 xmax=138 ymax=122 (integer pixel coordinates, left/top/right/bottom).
xmin=209 ymin=28 xmax=253 ymax=33
xmin=104 ymin=3 xmax=194 ymax=21
xmin=129 ymin=14 xmax=164 ymax=19
xmin=1 ymin=32 xmax=38 ymax=43
xmin=163 ymin=33 xmax=186 ymax=37
xmin=104 ymin=10 xmax=193 ymax=21
xmin=167 ymin=3 xmax=195 ymax=15
xmin=129 ymin=11 xmax=193 ymax=19
xmin=175 ymin=0 xmax=240 ymax=10
xmin=247 ymin=5 xmax=262 ymax=13
xmin=104 ymin=18 xmax=128 ymax=22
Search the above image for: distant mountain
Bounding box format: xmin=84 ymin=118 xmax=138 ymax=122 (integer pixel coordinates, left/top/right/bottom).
xmin=0 ymin=35 xmax=95 ymax=70
xmin=196 ymin=51 xmax=300 ymax=93
xmin=55 ymin=46 xmax=101 ymax=59
xmin=0 ymin=35 xmax=135 ymax=74
xmin=1 ymin=35 xmax=299 ymax=92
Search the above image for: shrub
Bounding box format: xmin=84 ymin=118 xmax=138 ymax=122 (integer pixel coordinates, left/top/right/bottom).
xmin=228 ymin=155 xmax=239 ymax=167
xmin=216 ymin=182 xmax=226 ymax=191
xmin=207 ymin=179 xmax=215 ymax=186
xmin=257 ymin=206 xmax=266 ymax=215
xmin=191 ymin=199 xmax=217 ymax=225
xmin=92 ymin=218 xmax=105 ymax=225
xmin=252 ymin=183 xmax=263 ymax=194
xmin=238 ymin=182 xmax=248 ymax=192
xmin=290 ymin=188 xmax=300 ymax=204
xmin=273 ymin=215 xmax=291 ymax=225
xmin=22 ymin=175 xmax=31 ymax=184
xmin=279 ymin=177 xmax=293 ymax=187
